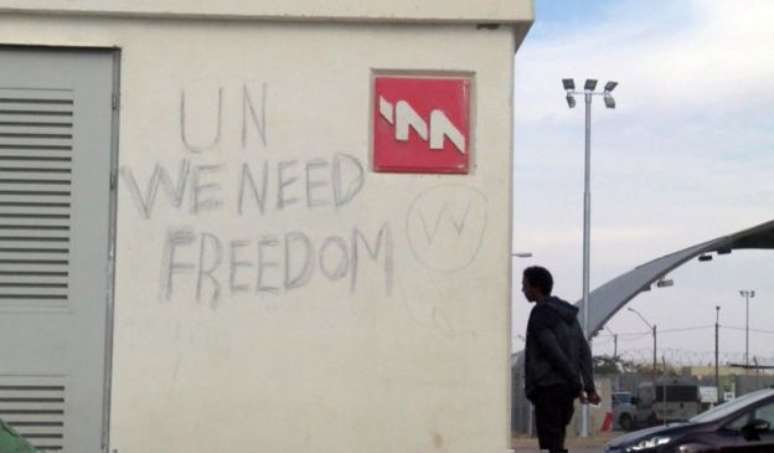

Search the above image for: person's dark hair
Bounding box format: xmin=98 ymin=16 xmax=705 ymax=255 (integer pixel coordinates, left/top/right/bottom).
xmin=523 ymin=266 xmax=553 ymax=295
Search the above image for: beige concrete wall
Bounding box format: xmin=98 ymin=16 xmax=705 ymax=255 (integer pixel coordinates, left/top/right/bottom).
xmin=0 ymin=0 xmax=533 ymax=24
xmin=0 ymin=5 xmax=530 ymax=452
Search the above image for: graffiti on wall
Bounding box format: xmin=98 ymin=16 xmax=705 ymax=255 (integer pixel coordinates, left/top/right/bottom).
xmin=119 ymin=83 xmax=393 ymax=307
xmin=405 ymin=185 xmax=487 ymax=273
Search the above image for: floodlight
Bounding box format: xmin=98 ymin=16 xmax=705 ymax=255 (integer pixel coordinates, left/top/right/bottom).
xmin=604 ymin=81 xmax=618 ymax=92
xmin=584 ymin=79 xmax=598 ymax=91
xmin=604 ymin=94 xmax=616 ymax=109
xmin=698 ymin=254 xmax=713 ymax=262
xmin=562 ymin=78 xmax=575 ymax=91
xmin=566 ymin=94 xmax=576 ymax=108
xmin=656 ymin=279 xmax=674 ymax=288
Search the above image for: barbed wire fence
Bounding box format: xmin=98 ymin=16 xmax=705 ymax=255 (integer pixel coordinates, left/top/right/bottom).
xmin=591 ymin=324 xmax=774 ymax=367
xmin=513 ymin=324 xmax=774 ymax=367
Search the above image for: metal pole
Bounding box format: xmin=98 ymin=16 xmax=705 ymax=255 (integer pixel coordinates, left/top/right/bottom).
xmin=580 ymin=91 xmax=592 ymax=438
xmin=650 ymin=324 xmax=657 ymax=423
xmin=653 ymin=325 xmax=657 ymax=376
xmin=613 ymin=334 xmax=618 ymax=359
xmin=662 ymin=356 xmax=667 ymax=425
xmin=715 ymin=305 xmax=720 ymax=403
xmin=745 ymin=292 xmax=750 ymax=371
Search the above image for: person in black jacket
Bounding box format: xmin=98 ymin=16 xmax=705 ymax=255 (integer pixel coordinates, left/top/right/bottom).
xmin=522 ymin=266 xmax=600 ymax=453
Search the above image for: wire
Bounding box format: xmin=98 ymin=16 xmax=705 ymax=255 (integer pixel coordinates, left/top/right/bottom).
xmin=657 ymin=325 xmax=715 ymax=334
xmin=597 ymin=331 xmax=651 ymax=338
xmin=616 ymin=333 xmax=653 ymax=343
xmin=722 ymin=325 xmax=774 ymax=335
xmin=596 ymin=325 xmax=715 ymax=337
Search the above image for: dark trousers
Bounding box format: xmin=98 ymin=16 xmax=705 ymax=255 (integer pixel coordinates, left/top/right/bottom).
xmin=533 ymin=385 xmax=575 ymax=452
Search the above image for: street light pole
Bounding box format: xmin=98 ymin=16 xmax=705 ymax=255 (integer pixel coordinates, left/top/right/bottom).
xmin=739 ymin=290 xmax=756 ymax=371
xmin=583 ymin=88 xmax=592 ymax=360
xmin=628 ymin=307 xmax=657 ymax=374
xmin=563 ymin=78 xmax=617 ymax=438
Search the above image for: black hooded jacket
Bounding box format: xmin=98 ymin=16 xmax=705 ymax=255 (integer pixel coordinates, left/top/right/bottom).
xmin=524 ymin=296 xmax=595 ymax=402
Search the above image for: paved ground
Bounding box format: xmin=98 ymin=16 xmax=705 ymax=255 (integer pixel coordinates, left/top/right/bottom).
xmin=512 ymin=432 xmax=618 ymax=452
xmin=514 ymin=447 xmax=601 ymax=453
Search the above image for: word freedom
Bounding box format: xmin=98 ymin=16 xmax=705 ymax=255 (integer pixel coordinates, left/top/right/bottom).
xmin=161 ymin=224 xmax=393 ymax=305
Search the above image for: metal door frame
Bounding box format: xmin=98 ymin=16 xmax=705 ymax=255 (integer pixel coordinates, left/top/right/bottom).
xmin=0 ymin=44 xmax=122 ymax=453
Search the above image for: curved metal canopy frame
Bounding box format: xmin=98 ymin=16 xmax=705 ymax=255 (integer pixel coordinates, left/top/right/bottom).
xmin=512 ymin=219 xmax=774 ymax=368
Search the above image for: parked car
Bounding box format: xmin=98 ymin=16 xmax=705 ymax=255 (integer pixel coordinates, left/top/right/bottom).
xmin=605 ymin=388 xmax=774 ymax=452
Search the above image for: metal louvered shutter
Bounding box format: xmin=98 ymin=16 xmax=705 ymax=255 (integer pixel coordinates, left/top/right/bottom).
xmin=0 ymin=48 xmax=116 ymax=453
xmin=0 ymin=377 xmax=66 ymax=451
xmin=0 ymin=88 xmax=72 ymax=309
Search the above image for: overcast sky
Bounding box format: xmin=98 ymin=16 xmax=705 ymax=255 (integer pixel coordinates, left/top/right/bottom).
xmin=511 ymin=0 xmax=774 ymax=367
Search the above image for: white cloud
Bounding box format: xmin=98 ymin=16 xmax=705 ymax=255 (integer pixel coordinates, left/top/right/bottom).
xmin=515 ymin=0 xmax=774 ymax=122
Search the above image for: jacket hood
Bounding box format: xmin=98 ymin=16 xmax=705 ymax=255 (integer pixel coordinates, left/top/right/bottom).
xmin=544 ymin=296 xmax=579 ymax=324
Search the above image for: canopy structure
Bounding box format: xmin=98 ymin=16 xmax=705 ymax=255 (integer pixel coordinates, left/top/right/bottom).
xmin=512 ymin=219 xmax=774 ymax=368
xmin=579 ymin=218 xmax=774 ymax=337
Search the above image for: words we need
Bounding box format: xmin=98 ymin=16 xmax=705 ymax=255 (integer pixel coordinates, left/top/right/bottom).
xmin=120 ymin=153 xmax=366 ymax=218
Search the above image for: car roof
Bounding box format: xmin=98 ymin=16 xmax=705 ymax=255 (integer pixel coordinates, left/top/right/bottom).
xmin=739 ymin=388 xmax=774 ymax=400
xmin=689 ymin=388 xmax=774 ymax=424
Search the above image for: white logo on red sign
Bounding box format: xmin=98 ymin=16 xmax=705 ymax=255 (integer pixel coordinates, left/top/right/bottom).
xmin=373 ymin=76 xmax=471 ymax=174
xmin=377 ymin=97 xmax=466 ymax=155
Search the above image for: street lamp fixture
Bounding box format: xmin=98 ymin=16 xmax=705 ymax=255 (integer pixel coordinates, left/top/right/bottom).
xmin=604 ymin=81 xmax=619 ymax=92
xmin=656 ymin=278 xmax=674 ymax=288
xmin=562 ymin=77 xmax=619 ymax=438
xmin=566 ymin=94 xmax=577 ymax=109
xmin=563 ymin=78 xmax=617 ymax=112
xmin=603 ymin=94 xmax=616 ymax=109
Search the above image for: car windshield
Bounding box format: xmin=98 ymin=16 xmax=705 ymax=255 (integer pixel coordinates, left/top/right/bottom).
xmin=690 ymin=389 xmax=774 ymax=423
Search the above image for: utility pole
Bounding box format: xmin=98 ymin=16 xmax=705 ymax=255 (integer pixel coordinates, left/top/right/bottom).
xmin=653 ymin=325 xmax=658 ymax=375
xmin=715 ymin=305 xmax=721 ymax=403
xmin=662 ymin=356 xmax=667 ymax=425
xmin=605 ymin=326 xmax=618 ymax=359
xmin=739 ymin=290 xmax=755 ymax=373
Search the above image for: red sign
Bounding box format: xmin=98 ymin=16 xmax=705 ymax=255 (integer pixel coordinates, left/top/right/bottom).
xmin=373 ymin=75 xmax=471 ymax=174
